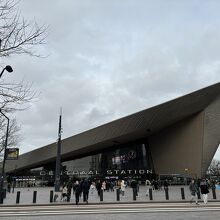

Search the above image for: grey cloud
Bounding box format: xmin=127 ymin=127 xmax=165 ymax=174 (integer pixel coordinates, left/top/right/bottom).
xmin=10 ymin=0 xmax=220 ymax=159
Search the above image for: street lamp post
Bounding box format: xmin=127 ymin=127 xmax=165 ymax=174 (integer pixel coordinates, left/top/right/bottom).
xmin=0 ymin=110 xmax=9 ymax=204
xmin=54 ymin=109 xmax=62 ymax=192
xmin=0 ymin=65 xmax=13 ymax=203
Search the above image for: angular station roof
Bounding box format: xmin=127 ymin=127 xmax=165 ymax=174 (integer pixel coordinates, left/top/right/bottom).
xmin=5 ymin=83 xmax=220 ymax=173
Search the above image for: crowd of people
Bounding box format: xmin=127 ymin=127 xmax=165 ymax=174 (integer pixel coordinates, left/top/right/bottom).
xmin=56 ymin=178 xmax=216 ymax=205
xmin=148 ymin=178 xmax=215 ymax=205
xmin=58 ymin=179 xmax=130 ymax=204
xmin=189 ymin=178 xmax=215 ymax=205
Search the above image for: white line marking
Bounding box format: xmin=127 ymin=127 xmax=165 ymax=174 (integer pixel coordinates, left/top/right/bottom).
xmin=1 ymin=206 xmax=220 ymax=216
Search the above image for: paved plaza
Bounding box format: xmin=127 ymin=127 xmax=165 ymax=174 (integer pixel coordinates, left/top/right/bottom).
xmin=1 ymin=202 xmax=220 ymax=219
xmin=1 ymin=185 xmax=220 ymax=205
xmin=2 ymin=211 xmax=220 ymax=220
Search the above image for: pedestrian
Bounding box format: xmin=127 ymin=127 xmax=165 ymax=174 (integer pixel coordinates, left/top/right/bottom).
xmin=145 ymin=179 xmax=151 ymax=186
xmin=106 ymin=181 xmax=110 ymax=192
xmin=96 ymin=180 xmax=102 ymax=196
xmin=145 ymin=179 xmax=150 ymax=196
xmin=151 ymin=179 xmax=158 ymax=190
xmin=189 ymin=179 xmax=199 ymax=205
xmin=82 ymin=179 xmax=90 ymax=203
xmin=117 ymin=180 xmax=121 ymax=192
xmin=121 ymin=180 xmax=126 ymax=196
xmin=200 ymin=179 xmax=209 ymax=204
xmin=7 ymin=183 xmax=11 ymax=193
xmin=74 ymin=180 xmax=81 ymax=205
xmin=90 ymin=181 xmax=96 ymax=195
xmin=12 ymin=181 xmax=15 ymax=193
xmin=72 ymin=180 xmax=77 ymax=195
xmin=102 ymin=181 xmax=106 ymax=191
xmin=61 ymin=185 xmax=68 ymax=201
xmin=130 ymin=179 xmax=138 ymax=196
xmin=110 ymin=181 xmax=114 ymax=192
xmin=209 ymin=179 xmax=216 ymax=190
xmin=67 ymin=180 xmax=72 ymax=202
xmin=163 ymin=179 xmax=169 ymax=190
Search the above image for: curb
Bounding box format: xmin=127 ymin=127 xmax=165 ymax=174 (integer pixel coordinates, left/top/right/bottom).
xmin=1 ymin=199 xmax=220 ymax=207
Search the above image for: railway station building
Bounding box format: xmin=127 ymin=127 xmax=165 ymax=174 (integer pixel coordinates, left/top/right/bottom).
xmin=4 ymin=83 xmax=220 ymax=185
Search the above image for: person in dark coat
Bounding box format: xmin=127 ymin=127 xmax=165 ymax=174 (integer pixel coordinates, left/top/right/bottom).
xmin=130 ymin=179 xmax=138 ymax=196
xmin=74 ymin=180 xmax=81 ymax=205
xmin=151 ymin=179 xmax=158 ymax=190
xmin=200 ymin=179 xmax=209 ymax=204
xmin=96 ymin=180 xmax=102 ymax=196
xmin=67 ymin=180 xmax=72 ymax=202
xmin=7 ymin=183 xmax=11 ymax=193
xmin=189 ymin=179 xmax=199 ymax=205
xmin=82 ymin=179 xmax=90 ymax=203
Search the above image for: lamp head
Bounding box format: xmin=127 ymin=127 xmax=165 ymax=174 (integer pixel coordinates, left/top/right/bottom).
xmin=5 ymin=65 xmax=13 ymax=73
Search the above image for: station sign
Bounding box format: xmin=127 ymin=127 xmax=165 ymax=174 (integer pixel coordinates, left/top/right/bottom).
xmin=6 ymin=148 xmax=19 ymax=160
xmin=39 ymin=169 xmax=153 ymax=176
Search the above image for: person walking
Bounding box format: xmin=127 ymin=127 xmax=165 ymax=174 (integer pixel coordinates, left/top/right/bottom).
xmin=7 ymin=183 xmax=11 ymax=193
xmin=102 ymin=181 xmax=106 ymax=191
xmin=12 ymin=181 xmax=15 ymax=193
xmin=74 ymin=180 xmax=81 ymax=205
xmin=200 ymin=179 xmax=209 ymax=204
xmin=67 ymin=180 xmax=72 ymax=202
xmin=130 ymin=179 xmax=138 ymax=196
xmin=189 ymin=179 xmax=199 ymax=205
xmin=110 ymin=181 xmax=114 ymax=192
xmin=61 ymin=185 xmax=68 ymax=201
xmin=82 ymin=179 xmax=90 ymax=203
xmin=151 ymin=179 xmax=158 ymax=190
xmin=96 ymin=180 xmax=102 ymax=197
xmin=89 ymin=181 xmax=96 ymax=195
xmin=121 ymin=180 xmax=126 ymax=196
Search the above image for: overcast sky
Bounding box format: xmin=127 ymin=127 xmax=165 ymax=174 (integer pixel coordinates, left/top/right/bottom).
xmin=2 ymin=0 xmax=220 ymax=159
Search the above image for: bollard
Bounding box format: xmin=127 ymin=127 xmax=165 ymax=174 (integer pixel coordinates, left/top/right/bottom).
xmin=165 ymin=187 xmax=169 ymax=200
xmin=67 ymin=193 xmax=70 ymax=202
xmin=100 ymin=189 xmax=103 ymax=201
xmin=83 ymin=192 xmax=87 ymax=202
xmin=50 ymin=190 xmax=54 ymax=203
xmin=33 ymin=191 xmax=37 ymax=203
xmin=0 ymin=189 xmax=6 ymax=204
xmin=181 ymin=188 xmax=185 ymax=200
xmin=116 ymin=188 xmax=120 ymax=201
xmin=16 ymin=191 xmax=20 ymax=204
xmin=3 ymin=189 xmax=6 ymax=199
xmin=0 ymin=191 xmax=4 ymax=204
xmin=197 ymin=190 xmax=201 ymax=199
xmin=149 ymin=188 xmax=153 ymax=200
xmin=212 ymin=188 xmax=217 ymax=199
xmin=133 ymin=188 xmax=136 ymax=201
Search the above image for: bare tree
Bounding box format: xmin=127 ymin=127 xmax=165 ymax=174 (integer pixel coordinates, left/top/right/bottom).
xmin=0 ymin=0 xmax=47 ymax=57
xmin=0 ymin=0 xmax=47 ymax=150
xmin=0 ymin=116 xmax=21 ymax=153
xmin=0 ymin=80 xmax=38 ymax=112
xmin=0 ymin=0 xmax=47 ymax=112
xmin=207 ymin=159 xmax=220 ymax=176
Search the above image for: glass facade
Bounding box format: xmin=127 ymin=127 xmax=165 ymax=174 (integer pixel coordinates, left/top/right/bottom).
xmin=60 ymin=141 xmax=155 ymax=182
xmin=11 ymin=141 xmax=155 ymax=186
